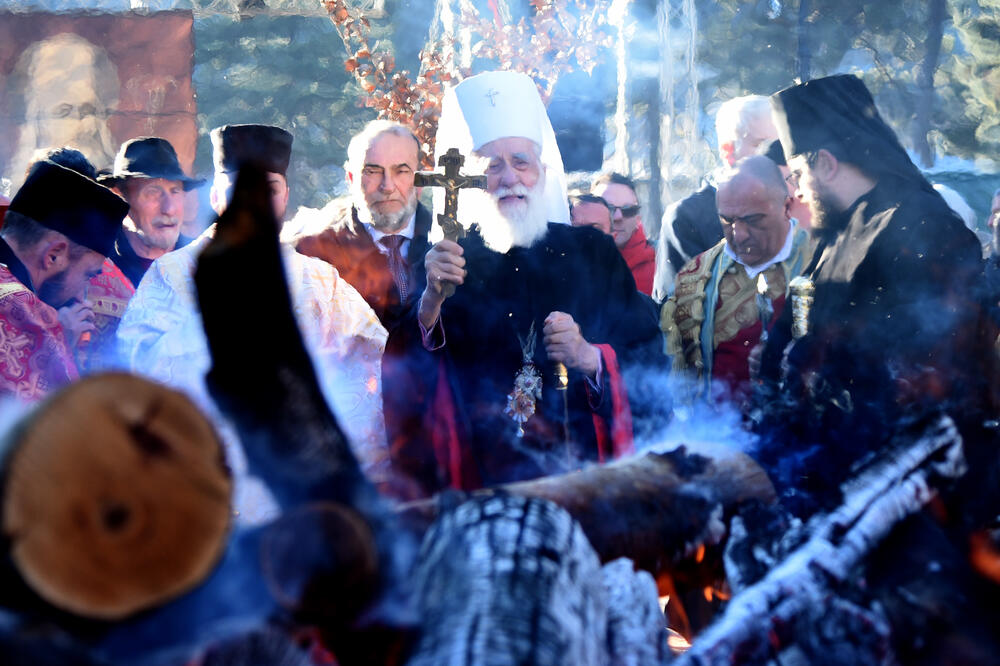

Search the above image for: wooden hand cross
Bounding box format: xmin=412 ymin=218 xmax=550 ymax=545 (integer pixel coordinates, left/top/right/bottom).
xmin=414 ymin=148 xmax=487 ymax=243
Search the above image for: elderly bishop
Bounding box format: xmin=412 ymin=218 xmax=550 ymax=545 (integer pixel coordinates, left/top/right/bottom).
xmin=389 ymin=71 xmax=660 ymax=496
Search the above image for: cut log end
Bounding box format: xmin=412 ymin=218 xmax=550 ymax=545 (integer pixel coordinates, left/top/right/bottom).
xmin=2 ymin=373 xmax=233 ymax=620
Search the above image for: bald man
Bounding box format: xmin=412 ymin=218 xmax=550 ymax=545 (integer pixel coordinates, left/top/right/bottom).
xmin=654 ymin=95 xmax=779 ymax=301
xmin=661 ymin=155 xmax=812 ymax=405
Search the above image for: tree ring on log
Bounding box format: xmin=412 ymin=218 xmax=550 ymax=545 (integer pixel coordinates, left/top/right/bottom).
xmin=1 ymin=372 xmax=233 ymax=620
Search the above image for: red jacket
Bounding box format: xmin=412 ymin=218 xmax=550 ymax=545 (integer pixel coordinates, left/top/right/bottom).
xmin=620 ymin=222 xmax=655 ymax=296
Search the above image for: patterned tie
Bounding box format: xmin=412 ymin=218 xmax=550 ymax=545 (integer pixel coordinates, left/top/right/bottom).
xmin=379 ymin=235 xmax=409 ymax=302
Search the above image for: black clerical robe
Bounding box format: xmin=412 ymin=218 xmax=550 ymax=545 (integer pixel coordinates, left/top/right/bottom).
xmin=654 ymin=182 xmax=721 ymax=302
xmin=756 ymin=177 xmax=991 ymax=512
xmin=389 ymin=223 xmax=660 ymax=496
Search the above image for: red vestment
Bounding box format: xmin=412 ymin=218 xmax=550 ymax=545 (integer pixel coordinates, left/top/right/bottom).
xmin=712 ymin=293 xmax=787 ymax=402
xmin=0 ymin=266 xmax=77 ymax=401
xmin=79 ymin=259 xmax=135 ymax=372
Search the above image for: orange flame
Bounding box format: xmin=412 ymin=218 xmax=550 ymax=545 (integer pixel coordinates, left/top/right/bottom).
xmin=702 ymin=584 xmax=731 ymax=603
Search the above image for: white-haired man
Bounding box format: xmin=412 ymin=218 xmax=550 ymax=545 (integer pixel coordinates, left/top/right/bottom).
xmin=389 ymin=71 xmax=660 ymax=497
xmin=287 ymin=119 xmax=432 ymax=330
xmin=654 ymin=95 xmax=778 ymax=301
xmin=283 ymin=121 xmax=433 ymax=490
xmin=117 ymin=124 xmax=388 ymax=524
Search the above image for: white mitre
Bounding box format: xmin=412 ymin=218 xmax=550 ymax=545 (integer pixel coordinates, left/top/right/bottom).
xmin=434 ymin=70 xmax=570 ymax=228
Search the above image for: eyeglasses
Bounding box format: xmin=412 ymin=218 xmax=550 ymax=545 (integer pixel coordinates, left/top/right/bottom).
xmin=609 ymin=204 xmax=640 ymax=218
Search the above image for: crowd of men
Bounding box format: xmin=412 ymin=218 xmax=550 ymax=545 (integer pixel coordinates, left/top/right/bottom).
xmin=1 ymin=70 xmax=998 ymax=524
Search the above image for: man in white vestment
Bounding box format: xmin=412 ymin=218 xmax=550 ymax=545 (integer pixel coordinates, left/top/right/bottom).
xmin=117 ymin=124 xmax=388 ymax=525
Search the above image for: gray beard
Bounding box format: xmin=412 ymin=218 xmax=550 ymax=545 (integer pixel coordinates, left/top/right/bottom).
xmin=133 ymin=228 xmax=177 ymax=251
xmin=359 ymin=190 xmax=418 ymax=233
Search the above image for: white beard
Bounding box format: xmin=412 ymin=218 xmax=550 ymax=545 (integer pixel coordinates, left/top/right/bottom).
xmin=478 ymin=180 xmax=549 ymax=254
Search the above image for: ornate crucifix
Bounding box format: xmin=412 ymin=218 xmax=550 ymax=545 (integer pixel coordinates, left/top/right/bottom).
xmin=415 ymin=147 xmax=486 ymax=243
xmin=414 ymin=147 xmax=487 ymax=296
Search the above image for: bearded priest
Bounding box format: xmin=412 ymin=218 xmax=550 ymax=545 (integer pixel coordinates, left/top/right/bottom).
xmin=388 ymin=71 xmax=660 ymax=497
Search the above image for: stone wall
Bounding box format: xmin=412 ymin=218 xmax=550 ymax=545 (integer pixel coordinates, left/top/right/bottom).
xmin=192 ymin=11 xmax=370 ymax=211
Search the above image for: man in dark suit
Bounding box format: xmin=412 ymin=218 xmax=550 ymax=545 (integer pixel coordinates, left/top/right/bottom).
xmin=288 ymin=121 xmax=432 ymax=497
xmin=290 ymin=120 xmax=431 ymax=333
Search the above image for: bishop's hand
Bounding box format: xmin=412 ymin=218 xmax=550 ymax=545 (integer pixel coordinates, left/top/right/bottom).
xmin=419 ymin=239 xmax=466 ymax=329
xmin=543 ymin=311 xmax=601 ymax=378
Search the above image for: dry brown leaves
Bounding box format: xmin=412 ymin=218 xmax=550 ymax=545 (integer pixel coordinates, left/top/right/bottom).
xmin=326 ymin=0 xmax=612 ymax=168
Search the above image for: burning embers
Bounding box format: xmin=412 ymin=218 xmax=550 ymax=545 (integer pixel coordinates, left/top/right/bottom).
xmin=671 ymin=415 xmax=991 ymax=664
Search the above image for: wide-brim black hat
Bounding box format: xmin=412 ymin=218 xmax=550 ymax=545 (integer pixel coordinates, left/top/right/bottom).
xmin=98 ymin=136 xmax=204 ymax=191
xmin=770 ymin=74 xmax=926 ymax=187
xmin=210 ymin=124 xmax=293 ymax=176
xmin=11 ymin=161 xmax=129 ymax=257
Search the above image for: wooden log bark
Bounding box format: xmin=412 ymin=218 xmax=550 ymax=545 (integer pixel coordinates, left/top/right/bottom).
xmin=1 ymin=372 xmax=232 ymax=620
xmin=401 ymin=442 xmax=775 ymax=576
xmin=601 ymin=557 xmax=672 ymax=665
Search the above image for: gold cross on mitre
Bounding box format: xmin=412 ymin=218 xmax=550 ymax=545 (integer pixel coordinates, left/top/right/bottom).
xmin=484 ymin=88 xmax=499 ymax=106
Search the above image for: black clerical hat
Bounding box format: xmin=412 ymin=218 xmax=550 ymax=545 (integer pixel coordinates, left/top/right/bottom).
xmin=770 ymin=75 xmax=925 ymax=186
xmin=210 ymin=124 xmax=293 ymax=176
xmin=10 ymin=161 xmax=129 ymax=257
xmin=760 ymin=139 xmax=786 ymax=166
xmin=99 ymin=137 xmax=204 ymax=191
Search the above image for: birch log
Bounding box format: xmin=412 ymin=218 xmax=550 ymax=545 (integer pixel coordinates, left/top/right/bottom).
xmin=676 ymin=416 xmax=967 ymax=665
xmin=407 ymin=494 xmax=611 ymax=666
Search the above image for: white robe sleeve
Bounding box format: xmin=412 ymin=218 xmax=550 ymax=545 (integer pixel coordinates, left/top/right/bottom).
xmin=116 ymin=236 xmax=389 ymax=524
xmin=281 ymin=247 xmax=390 ymax=482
